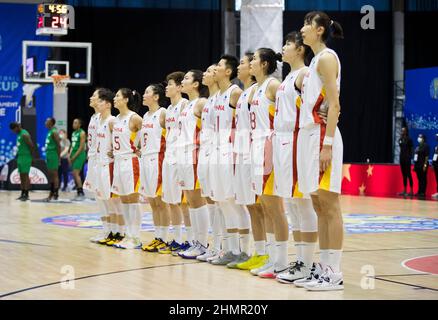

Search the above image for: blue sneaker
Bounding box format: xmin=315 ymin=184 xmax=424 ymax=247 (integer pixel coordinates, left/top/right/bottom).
xmin=176 ymin=241 xmax=193 ymax=257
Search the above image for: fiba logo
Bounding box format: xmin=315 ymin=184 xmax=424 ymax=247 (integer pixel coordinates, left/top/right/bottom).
xmin=430 ymin=78 xmax=438 ymax=99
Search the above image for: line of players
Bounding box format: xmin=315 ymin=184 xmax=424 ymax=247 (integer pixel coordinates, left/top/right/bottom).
xmin=86 ymin=11 xmax=344 ymax=291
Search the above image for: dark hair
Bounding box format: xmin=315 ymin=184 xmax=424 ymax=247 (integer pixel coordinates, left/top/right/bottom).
xmin=166 ymin=71 xmax=185 ymax=86
xmin=188 ymin=70 xmax=209 ymax=98
xmin=304 ymin=11 xmax=344 ymax=43
xmin=285 ymin=31 xmax=314 ymax=66
xmin=220 ymin=54 xmax=239 ymax=80
xmin=48 ymin=117 xmax=56 ymax=126
xmin=257 ymin=48 xmax=282 ymax=75
xmin=149 ymin=83 xmax=169 ymax=108
xmin=97 ymin=88 xmax=115 ymax=108
xmin=9 ymin=122 xmax=20 ymax=130
xmin=119 ymin=88 xmax=141 ymax=113
xmin=74 ymin=118 xmax=83 ymax=127
xmin=243 ymin=51 xmax=257 ymax=82
xmin=418 ymin=133 xmax=427 ymax=142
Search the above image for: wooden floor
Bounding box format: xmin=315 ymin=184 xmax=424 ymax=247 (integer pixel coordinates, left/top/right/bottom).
xmin=0 ymin=191 xmax=437 ymax=300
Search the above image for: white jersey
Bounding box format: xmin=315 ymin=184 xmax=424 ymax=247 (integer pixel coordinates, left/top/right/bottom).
xmin=234 ymin=84 xmax=256 ymax=155
xmin=165 ymin=98 xmax=187 ymax=151
xmin=274 ymin=68 xmax=306 ymax=133
xmin=213 ymin=84 xmax=240 ymax=147
xmin=250 ymin=77 xmax=276 ymax=139
xmin=300 ymin=48 xmax=341 ymax=129
xmin=200 ymin=93 xmax=218 ymax=146
xmin=96 ymin=115 xmax=115 ymax=165
xmin=176 ymin=98 xmax=201 ymax=148
xmin=87 ymin=113 xmax=100 ymax=158
xmin=140 ymin=108 xmax=166 ymax=155
xmin=112 ymin=111 xmax=138 ymax=157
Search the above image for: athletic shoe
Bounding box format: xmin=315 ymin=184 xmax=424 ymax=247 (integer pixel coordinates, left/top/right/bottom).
xmin=397 ymin=191 xmax=407 ymax=196
xmin=227 ymin=252 xmax=250 ymax=269
xmin=113 ymin=236 xmax=130 ymax=249
xmin=305 ymin=266 xmax=344 ymax=291
xmin=89 ymin=231 xmax=107 ymax=243
xmin=142 ymin=238 xmax=162 ymax=252
xmin=250 ymin=260 xmax=274 ymax=276
xmin=293 ymin=262 xmax=324 ymax=287
xmin=207 ymin=250 xmax=223 ymax=263
xmin=155 ymin=239 xmax=168 ymax=251
xmin=158 ymin=240 xmax=179 ymax=254
xmin=211 ymin=251 xmax=240 ymax=266
xmin=72 ymin=194 xmax=86 ymax=202
xmin=276 ymin=261 xmax=311 ymax=284
xmin=197 ymin=248 xmax=219 ymax=262
xmin=112 ymin=234 xmax=125 ymax=246
xmin=98 ymin=232 xmax=114 ymax=245
xmin=172 ymin=241 xmax=191 ymax=256
xmin=118 ymin=237 xmax=142 ymax=249
xmin=236 ymin=254 xmax=269 ymax=270
xmin=432 ymin=192 xmax=438 ymax=199
xmin=181 ymin=241 xmax=208 ymax=259
xmin=178 ymin=241 xmax=196 ymax=257
xmin=106 ymin=232 xmax=122 ymax=246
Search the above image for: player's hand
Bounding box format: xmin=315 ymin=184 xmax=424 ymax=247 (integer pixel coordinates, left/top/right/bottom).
xmin=135 ymin=149 xmax=141 ymax=157
xmin=320 ymin=145 xmax=332 ymax=173
xmin=107 ymin=151 xmax=114 ymax=158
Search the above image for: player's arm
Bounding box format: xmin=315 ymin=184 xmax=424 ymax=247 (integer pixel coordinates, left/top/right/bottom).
xmin=229 ymin=87 xmax=243 ymax=108
xmin=159 ymin=109 xmax=166 ymax=129
xmin=194 ymin=98 xmax=207 ymax=118
xmin=22 ymin=134 xmax=36 ymax=158
xmin=52 ymin=131 xmax=61 ymax=157
xmin=107 ymin=119 xmax=115 ymax=159
xmin=130 ymin=114 xmax=143 ymax=156
xmin=72 ymin=131 xmax=86 ymax=162
xmin=266 ymin=78 xmax=281 ymax=101
xmin=317 ymin=52 xmax=341 ymax=172
xmin=295 ymin=67 xmax=308 ymax=91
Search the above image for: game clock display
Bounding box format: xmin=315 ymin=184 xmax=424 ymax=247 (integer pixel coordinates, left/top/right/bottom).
xmin=36 ymin=3 xmax=71 ymax=35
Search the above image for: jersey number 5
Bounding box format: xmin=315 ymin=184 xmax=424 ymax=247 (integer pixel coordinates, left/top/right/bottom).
xmin=114 ymin=136 xmax=121 ymax=150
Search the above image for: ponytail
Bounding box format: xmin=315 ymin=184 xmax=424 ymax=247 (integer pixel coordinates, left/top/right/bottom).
xmin=119 ymin=88 xmax=141 ymax=113
xmin=149 ymin=82 xmax=170 ymax=108
xmin=304 ymin=11 xmax=344 ymax=43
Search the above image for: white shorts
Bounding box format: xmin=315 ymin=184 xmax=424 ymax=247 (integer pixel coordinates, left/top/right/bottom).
xmin=273 ymin=132 xmax=309 ymax=199
xmin=251 ymin=135 xmax=275 ymax=196
xmin=83 ymin=157 xmax=97 ymax=192
xmin=233 ymin=153 xmax=256 ymax=205
xmin=197 ymin=144 xmax=212 ymax=197
xmin=297 ymin=124 xmax=343 ymax=194
xmin=139 ymin=152 xmax=163 ymax=198
xmin=95 ymin=162 xmax=114 ymax=200
xmin=162 ymin=151 xmax=182 ymax=204
xmin=176 ymin=145 xmax=200 ymax=191
xmin=111 ymin=155 xmax=140 ymax=196
xmin=210 ymin=144 xmax=234 ymax=202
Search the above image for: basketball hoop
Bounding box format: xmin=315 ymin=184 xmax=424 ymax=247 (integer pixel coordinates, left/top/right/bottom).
xmin=50 ymin=75 xmax=70 ymax=94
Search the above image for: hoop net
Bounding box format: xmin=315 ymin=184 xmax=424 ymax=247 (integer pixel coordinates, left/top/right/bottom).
xmin=51 ymin=75 xmax=70 ymax=94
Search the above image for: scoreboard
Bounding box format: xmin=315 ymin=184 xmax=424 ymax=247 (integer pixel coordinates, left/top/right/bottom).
xmin=36 ymin=3 xmax=73 ymax=36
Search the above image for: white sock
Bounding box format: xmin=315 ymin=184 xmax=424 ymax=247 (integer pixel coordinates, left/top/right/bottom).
xmin=240 ymin=233 xmax=250 ymax=255
xmin=228 ymin=232 xmax=240 ymax=255
xmin=301 ymin=242 xmax=316 ymax=268
xmin=129 ymin=203 xmax=142 ymax=239
xmin=121 ymin=203 xmax=131 ymax=238
xmin=212 ymin=204 xmax=223 ymax=251
xmin=266 ymin=233 xmax=275 ymax=263
xmin=188 ymin=208 xmax=198 ymax=243
xmin=119 ymin=221 xmax=126 ymax=235
xmin=102 ymin=220 xmax=109 ymax=233
xmin=185 ymin=226 xmax=194 ymax=243
xmin=155 ymin=226 xmax=161 ymax=239
xmin=254 ymin=240 xmax=266 ymax=255
xmin=328 ymin=249 xmax=342 ymax=273
xmin=196 ymin=205 xmax=210 ymax=247
xmin=320 ymin=249 xmax=329 ymax=270
xmin=219 ymin=208 xmax=228 ymax=251
xmin=173 ymin=225 xmax=183 ymax=244
xmin=295 ymin=241 xmax=303 ymax=262
xmin=112 ymin=223 xmax=119 ymax=233
xmin=161 ymin=226 xmax=169 ymax=242
xmin=275 ymin=241 xmax=288 ymax=269
xmin=222 ymin=231 xmax=230 ymax=251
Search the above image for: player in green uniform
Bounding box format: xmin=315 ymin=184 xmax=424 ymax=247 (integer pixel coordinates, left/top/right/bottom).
xmin=69 ymin=118 xmax=87 ymax=200
xmin=45 ymin=117 xmax=61 ymax=201
xmin=9 ymin=122 xmax=35 ymax=201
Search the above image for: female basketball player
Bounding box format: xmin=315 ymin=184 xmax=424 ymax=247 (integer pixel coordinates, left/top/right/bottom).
xmin=272 ymin=31 xmax=319 ymax=284
xmin=110 ymin=88 xmax=143 ymax=250
xmin=233 ymin=52 xmax=270 ymax=271
xmin=159 ymin=71 xmax=190 ymax=254
xmin=139 ymin=84 xmax=173 ymax=253
xmin=248 ymin=48 xmax=289 ymax=278
xmin=70 ymin=118 xmax=87 ymax=200
xmin=294 ymin=11 xmax=344 ymax=291
xmin=176 ymin=70 xmax=210 ymax=259
xmin=44 ymin=117 xmax=61 ymax=201
xmin=196 ymin=64 xmax=224 ymax=262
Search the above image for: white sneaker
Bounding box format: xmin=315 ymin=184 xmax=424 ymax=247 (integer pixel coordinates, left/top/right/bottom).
xmin=197 ymin=249 xmax=218 ymax=262
xmin=114 ymin=236 xmax=131 ymax=248
xmin=250 ymin=261 xmax=274 ymax=276
xmin=207 ymin=250 xmax=223 ymax=263
xmin=118 ymin=237 xmax=142 ymax=249
xmin=89 ymin=231 xmax=107 ymax=243
xmin=276 ymin=261 xmax=311 ymax=284
xmin=293 ymin=262 xmax=324 ymax=287
xmin=432 ymin=192 xmax=438 ymax=199
xmin=305 ymin=267 xmax=344 ymax=291
xmin=182 ymin=242 xmax=207 ymax=259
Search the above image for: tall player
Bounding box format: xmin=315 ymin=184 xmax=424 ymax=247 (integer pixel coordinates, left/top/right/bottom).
xmin=110 ymin=88 xmax=143 ymax=250
xmin=295 ymin=11 xmax=344 ymax=291
xmin=160 ymin=72 xmax=191 ymax=254
xmin=233 ymin=53 xmax=270 ymax=271
xmin=70 ymin=118 xmax=87 ymax=200
xmin=248 ymin=48 xmax=289 ymax=278
xmin=196 ymin=64 xmax=223 ymax=262
xmin=272 ymin=32 xmax=319 ymax=284
xmin=139 ymin=84 xmax=173 ymax=253
xmin=176 ymin=70 xmax=210 ymax=259
xmin=209 ymin=55 xmax=252 ymax=267
xmin=94 ymin=88 xmax=126 ymax=247
xmin=44 ymin=117 xmax=61 ymax=201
